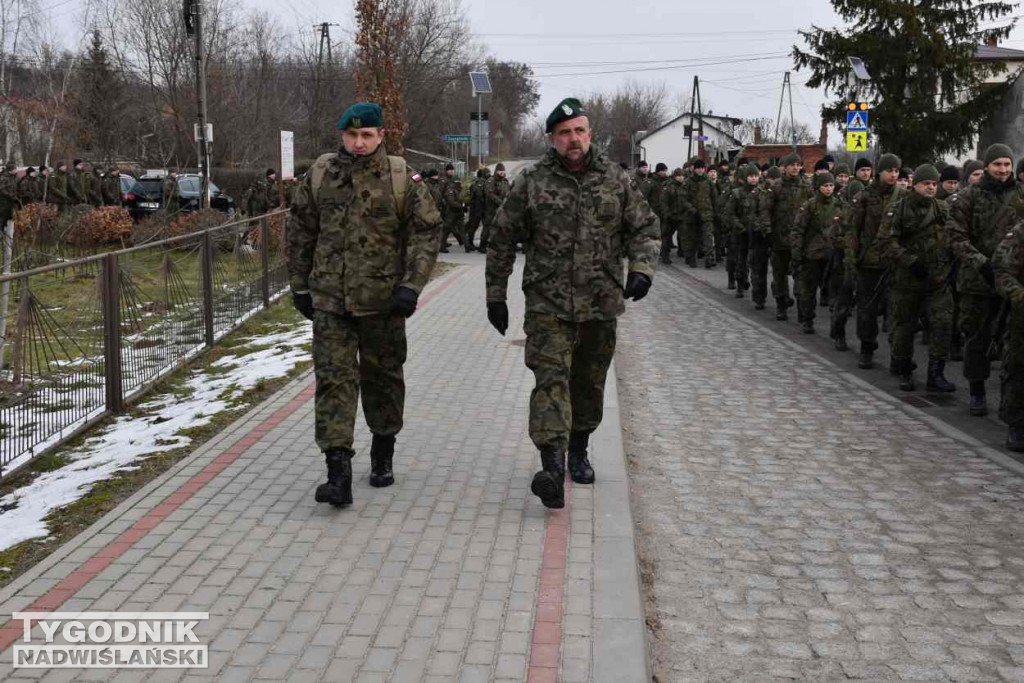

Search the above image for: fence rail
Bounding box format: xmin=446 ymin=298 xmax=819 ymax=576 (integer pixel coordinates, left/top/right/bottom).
xmin=0 ymin=210 xmax=291 ymax=478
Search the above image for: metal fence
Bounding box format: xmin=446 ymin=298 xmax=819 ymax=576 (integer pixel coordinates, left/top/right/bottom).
xmin=0 ymin=210 xmax=291 ymax=477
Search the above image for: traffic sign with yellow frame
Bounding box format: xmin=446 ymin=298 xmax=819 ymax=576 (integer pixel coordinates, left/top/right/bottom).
xmin=846 ymin=131 xmax=868 ymax=152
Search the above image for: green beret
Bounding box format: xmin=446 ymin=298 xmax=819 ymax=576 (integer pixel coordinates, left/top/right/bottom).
xmin=767 ymin=166 xmax=782 ymax=179
xmin=877 ymin=153 xmax=902 ymax=173
xmin=913 ymin=164 xmax=940 ymax=184
xmin=545 ymin=97 xmax=587 ymax=133
xmin=781 ymin=153 xmax=801 ymax=167
xmin=336 ymin=102 xmax=384 ymax=130
xmin=834 ymin=163 xmax=851 ymax=177
xmin=984 ymin=143 xmax=1013 ymax=165
xmin=814 ymin=172 xmax=835 ymax=190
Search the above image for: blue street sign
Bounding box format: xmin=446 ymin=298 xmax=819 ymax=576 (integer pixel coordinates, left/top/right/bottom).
xmin=846 ymin=110 xmax=869 ymax=131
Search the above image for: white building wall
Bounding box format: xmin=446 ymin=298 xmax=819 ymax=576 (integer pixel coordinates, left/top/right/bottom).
xmin=638 ymin=115 xmax=737 ymax=169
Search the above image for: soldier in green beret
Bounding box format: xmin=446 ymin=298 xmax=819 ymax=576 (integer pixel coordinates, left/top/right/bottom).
xmin=485 ymin=97 xmax=659 ymax=509
xmin=288 ymin=101 xmax=443 ymax=507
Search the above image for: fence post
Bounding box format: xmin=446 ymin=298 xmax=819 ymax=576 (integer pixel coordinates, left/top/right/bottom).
xmin=0 ymin=220 xmax=14 ymax=368
xmin=202 ymin=230 xmax=215 ymax=347
xmin=260 ymin=215 xmax=270 ymax=309
xmin=10 ymin=276 xmax=29 ymax=385
xmin=102 ymin=253 xmax=123 ymax=412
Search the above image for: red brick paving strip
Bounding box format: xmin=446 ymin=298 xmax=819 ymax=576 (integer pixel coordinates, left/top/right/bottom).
xmin=0 ymin=266 xmax=469 ymax=653
xmin=528 ymin=479 xmax=572 ymax=683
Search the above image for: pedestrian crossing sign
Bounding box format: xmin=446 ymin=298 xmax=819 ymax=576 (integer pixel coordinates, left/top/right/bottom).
xmin=846 ymin=110 xmax=869 ymax=131
xmin=846 ymin=131 xmax=868 ymax=152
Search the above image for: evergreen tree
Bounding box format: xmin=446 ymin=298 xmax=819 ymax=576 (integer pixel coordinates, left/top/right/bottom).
xmin=793 ymin=0 xmax=1017 ymax=164
xmin=76 ymin=29 xmax=122 ymax=161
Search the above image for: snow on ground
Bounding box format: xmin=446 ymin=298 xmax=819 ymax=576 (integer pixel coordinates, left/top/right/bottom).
xmin=0 ymin=320 xmax=312 ymax=553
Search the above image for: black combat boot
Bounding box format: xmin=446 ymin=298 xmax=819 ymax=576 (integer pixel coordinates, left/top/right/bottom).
xmin=754 ymin=300 xmax=765 ymax=310
xmin=315 ymin=448 xmax=353 ymax=507
xmin=897 ymin=358 xmax=915 ymax=391
xmin=858 ymin=351 xmax=874 ymax=369
xmin=775 ymin=298 xmax=788 ymax=321
xmin=568 ymin=431 xmax=595 ymax=485
xmin=369 ymin=434 xmax=396 ymax=488
xmin=969 ymin=381 xmax=988 ymax=416
xmin=531 ymin=446 xmax=565 ymax=509
xmin=925 ymin=360 xmax=956 ymax=393
xmin=801 ymin=319 xmax=814 ymax=334
xmin=1007 ymin=424 xmax=1024 ymax=453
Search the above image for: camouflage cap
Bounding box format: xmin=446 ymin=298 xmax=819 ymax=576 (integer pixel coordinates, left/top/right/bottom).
xmin=744 ymin=164 xmax=761 ymax=178
xmin=913 ymin=164 xmax=940 ymax=184
xmin=834 ymin=163 xmax=851 ymax=177
xmin=336 ymin=102 xmax=384 ymax=130
xmin=877 ymin=153 xmax=902 ymax=173
xmin=780 ymin=153 xmax=801 ymax=167
xmin=984 ymin=143 xmax=1013 ymax=165
xmin=545 ymin=97 xmax=587 ymax=133
xmin=767 ymin=166 xmax=783 ymax=179
xmin=962 ymin=159 xmax=983 ymax=179
xmin=671 ymin=167 xmax=683 ymax=177
xmin=813 ymin=172 xmax=835 ymax=190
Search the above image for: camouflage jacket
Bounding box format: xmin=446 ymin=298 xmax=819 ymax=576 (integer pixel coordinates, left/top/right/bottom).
xmin=722 ymin=183 xmax=758 ymax=237
xmin=247 ymin=179 xmax=276 ymax=214
xmin=485 ymin=147 xmax=659 ymax=322
xmin=845 ymin=180 xmax=904 ymax=269
xmin=758 ymin=175 xmax=814 ymax=251
xmin=470 ymin=177 xmax=487 ymax=212
xmin=947 ymin=173 xmax=1024 ymax=296
xmin=647 ymin=175 xmax=667 ymax=220
xmin=879 ymin=193 xmax=951 ymax=291
xmin=101 ymin=175 xmax=122 ymax=206
xmin=632 ymin=171 xmax=652 ymax=198
xmin=90 ymin=172 xmax=104 ymax=205
xmin=683 ymin=175 xmax=715 ymax=228
xmin=484 ymin=175 xmax=510 ymax=224
xmin=17 ymin=176 xmax=41 ymax=204
xmin=67 ymin=170 xmax=90 ymax=205
xmin=661 ymin=178 xmax=692 ymax=225
xmin=993 ymin=224 xmax=1024 ymax=307
xmin=162 ymin=177 xmax=180 ymax=208
xmin=0 ymin=174 xmax=19 ymax=217
xmin=441 ymin=177 xmax=463 ymax=224
xmin=49 ymin=171 xmax=69 ymax=205
xmin=791 ymin=194 xmax=842 ymax=262
xmin=426 ymin=180 xmax=443 ymax=215
xmin=287 ymin=145 xmax=442 ymax=317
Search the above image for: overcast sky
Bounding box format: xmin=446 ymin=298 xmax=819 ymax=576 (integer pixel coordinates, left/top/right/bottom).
xmin=54 ymin=0 xmax=1024 ymax=140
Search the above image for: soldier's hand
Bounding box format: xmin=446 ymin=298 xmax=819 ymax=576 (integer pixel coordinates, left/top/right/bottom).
xmin=392 ymin=287 xmax=419 ymax=318
xmin=908 ymin=259 xmax=928 ymax=280
xmin=292 ymin=291 xmax=314 ymax=321
xmin=487 ymin=301 xmax=509 ymax=336
xmin=980 ymin=260 xmax=996 ymax=289
xmin=624 ymin=272 xmax=652 ymax=302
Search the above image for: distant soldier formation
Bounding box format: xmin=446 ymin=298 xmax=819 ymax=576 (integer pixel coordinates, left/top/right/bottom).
xmin=610 ymin=145 xmax=1023 ymax=453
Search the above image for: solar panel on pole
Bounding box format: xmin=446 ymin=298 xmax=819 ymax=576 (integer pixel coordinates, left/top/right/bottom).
xmin=470 ymin=72 xmax=492 ymax=96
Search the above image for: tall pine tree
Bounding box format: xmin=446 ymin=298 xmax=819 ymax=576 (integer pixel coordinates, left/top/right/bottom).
xmin=793 ymin=0 xmax=1018 ymax=164
xmin=76 ymin=29 xmax=122 ymax=162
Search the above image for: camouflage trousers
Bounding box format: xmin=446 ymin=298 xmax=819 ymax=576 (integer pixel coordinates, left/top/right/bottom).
xmin=441 ymin=215 xmax=464 ymax=248
xmin=959 ymin=293 xmax=1002 ymax=382
xmin=749 ymin=232 xmax=770 ymax=305
xmin=479 ymin=219 xmax=494 ymax=252
xmin=312 ymin=310 xmax=407 ymax=452
xmin=727 ymin=232 xmax=749 ymax=289
xmin=464 ymin=207 xmax=483 ymax=246
xmin=795 ymin=258 xmax=826 ymax=324
xmin=1000 ymin=304 xmax=1024 ymax=427
xmin=853 ymin=267 xmax=886 ymax=354
xmin=890 ymin=286 xmax=952 ymax=362
xmin=771 ymin=248 xmax=792 ymax=304
xmin=524 ymin=313 xmax=617 ymax=450
xmin=830 ymin=257 xmax=853 ymax=340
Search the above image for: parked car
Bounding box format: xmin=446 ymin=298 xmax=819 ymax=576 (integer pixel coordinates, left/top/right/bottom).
xmin=123 ymin=174 xmax=236 ymax=221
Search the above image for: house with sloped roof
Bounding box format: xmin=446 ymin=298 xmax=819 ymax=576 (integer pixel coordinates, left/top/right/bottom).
xmin=635 ymin=113 xmax=742 ymax=169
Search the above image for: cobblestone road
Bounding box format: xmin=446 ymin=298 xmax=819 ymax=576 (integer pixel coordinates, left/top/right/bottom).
xmin=618 ymin=265 xmax=1024 ymax=682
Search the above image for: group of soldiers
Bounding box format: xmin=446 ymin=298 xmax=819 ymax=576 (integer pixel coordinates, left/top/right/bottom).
xmin=420 ymin=162 xmax=511 ymax=253
xmin=0 ymin=159 xmax=125 ymax=212
xmin=630 ymin=145 xmax=1024 ymax=452
xmin=242 ymin=168 xmax=304 ymax=215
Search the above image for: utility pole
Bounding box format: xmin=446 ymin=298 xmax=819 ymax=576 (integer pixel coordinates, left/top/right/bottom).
xmin=772 ymin=72 xmax=797 ymax=151
xmin=312 ymin=22 xmax=339 ymax=151
xmin=185 ymin=0 xmax=210 ymax=209
xmin=685 ymin=76 xmax=705 ymax=161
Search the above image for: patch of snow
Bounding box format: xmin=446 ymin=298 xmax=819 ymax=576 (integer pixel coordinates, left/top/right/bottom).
xmin=0 ymin=321 xmax=312 ymax=552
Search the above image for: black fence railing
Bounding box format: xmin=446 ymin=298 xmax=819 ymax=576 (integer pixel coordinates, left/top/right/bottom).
xmin=0 ymin=210 xmax=291 ymax=478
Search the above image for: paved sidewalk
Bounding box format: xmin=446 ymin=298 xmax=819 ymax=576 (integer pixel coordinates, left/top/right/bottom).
xmin=618 ymin=265 xmax=1024 ymax=682
xmin=0 ymin=254 xmax=648 ymax=683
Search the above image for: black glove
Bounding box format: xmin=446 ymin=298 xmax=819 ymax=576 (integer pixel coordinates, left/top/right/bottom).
xmin=487 ymin=301 xmax=509 ymax=336
xmin=624 ymin=272 xmax=652 ymax=301
xmin=292 ymin=291 xmax=314 ymax=321
xmin=908 ymin=259 xmax=928 ymax=280
xmin=980 ymin=260 xmax=996 ymax=289
xmin=392 ymin=286 xmax=418 ymax=318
